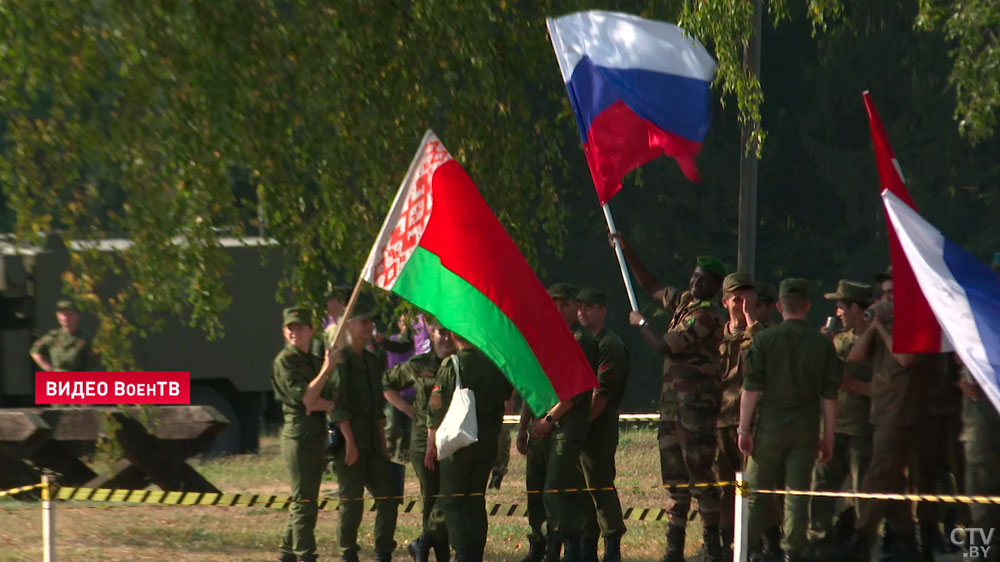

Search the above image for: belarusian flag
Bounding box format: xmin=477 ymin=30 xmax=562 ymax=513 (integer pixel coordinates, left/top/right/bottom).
xmin=361 ymin=130 xmax=596 ymax=414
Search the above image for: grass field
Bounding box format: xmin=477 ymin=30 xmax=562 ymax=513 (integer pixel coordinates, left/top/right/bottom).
xmin=0 ymin=426 xmax=715 ymax=562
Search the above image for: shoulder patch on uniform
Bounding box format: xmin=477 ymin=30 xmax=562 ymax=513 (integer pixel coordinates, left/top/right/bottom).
xmin=687 ymin=317 xmax=697 ymax=327
xmin=598 ymin=363 xmax=613 ymax=375
xmin=429 ymin=393 xmax=443 ymax=411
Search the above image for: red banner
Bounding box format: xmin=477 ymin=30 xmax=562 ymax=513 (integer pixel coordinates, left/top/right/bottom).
xmin=35 ymin=372 xmax=190 ymax=405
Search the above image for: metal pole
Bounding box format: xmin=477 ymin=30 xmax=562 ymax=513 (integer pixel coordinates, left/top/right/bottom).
xmin=733 ymin=471 xmax=748 ymax=562
xmin=42 ymin=474 xmax=55 ymax=562
xmin=737 ymin=0 xmax=762 ymax=278
xmin=601 ymin=203 xmax=639 ymax=311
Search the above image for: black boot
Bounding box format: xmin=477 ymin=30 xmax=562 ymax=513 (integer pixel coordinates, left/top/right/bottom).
xmin=763 ymin=526 xmax=784 ymax=559
xmin=660 ymin=525 xmax=686 ymax=562
xmin=408 ymin=533 xmax=431 ymax=562
xmin=891 ymin=530 xmax=921 ymax=561
xmin=831 ymin=532 xmax=873 ymax=562
xmin=488 ymin=472 xmax=504 ymax=490
xmin=432 ymin=538 xmax=451 ymax=562
xmin=561 ymin=536 xmax=582 ymax=562
xmin=375 ymin=551 xmax=393 ymax=562
xmin=919 ymin=520 xmax=939 ymax=561
xmin=703 ymin=525 xmax=725 ymax=562
xmin=454 ymin=548 xmax=474 ymax=562
xmin=580 ymin=536 xmax=599 ymax=562
xmin=878 ymin=527 xmax=894 ymax=562
xmin=279 ymin=554 xmax=297 ymax=562
xmin=520 ymin=537 xmax=547 ymax=562
xmin=601 ymin=533 xmax=622 ymax=562
xmin=542 ymin=537 xmax=562 ymax=562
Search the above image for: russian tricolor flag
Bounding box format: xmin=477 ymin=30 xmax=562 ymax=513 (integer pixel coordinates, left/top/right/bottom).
xmin=547 ymin=11 xmax=717 ymax=204
xmin=883 ymin=190 xmax=1000 ymax=413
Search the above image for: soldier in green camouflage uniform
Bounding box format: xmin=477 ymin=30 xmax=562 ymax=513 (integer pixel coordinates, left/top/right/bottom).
xmin=615 ymin=235 xmax=727 ymax=562
xmin=489 ymin=397 xmax=514 ymax=490
xmin=30 ymin=299 xmax=94 ymax=372
xmin=428 ymin=336 xmax=515 ymax=562
xmin=576 ymin=287 xmax=630 ymax=562
xmin=739 ymin=279 xmax=841 ymax=562
xmin=328 ymin=296 xmax=399 ymax=562
xmin=960 ymin=362 xmax=1000 ymax=561
xmin=952 ymin=254 xmax=1000 ymax=560
xmin=808 ymin=281 xmax=874 ymax=551
xmin=714 ymin=273 xmax=762 ymax=555
xmin=382 ymin=317 xmax=456 ymax=562
xmin=272 ymin=307 xmax=334 ymax=562
xmin=517 ymin=283 xmax=597 ymax=562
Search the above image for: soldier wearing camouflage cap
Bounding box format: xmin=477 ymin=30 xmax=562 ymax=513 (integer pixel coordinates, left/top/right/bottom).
xmin=576 ymin=287 xmax=630 ymax=561
xmin=739 ymin=279 xmax=841 ymax=562
xmin=610 ymin=233 xmax=727 ymax=562
xmin=517 ymin=282 xmax=597 ymax=562
xmin=30 ymin=298 xmax=95 ymax=373
xmin=272 ymin=306 xmax=336 ymax=562
xmin=808 ymin=280 xmax=875 ymax=551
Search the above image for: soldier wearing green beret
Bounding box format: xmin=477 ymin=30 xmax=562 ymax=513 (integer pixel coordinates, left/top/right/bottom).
xmin=272 ymin=306 xmax=335 ymax=562
xmin=382 ymin=316 xmax=457 ymax=562
xmin=30 ymin=299 xmax=95 ymax=373
xmin=327 ymin=293 xmax=399 ymax=562
xmin=611 ymin=234 xmax=728 ymax=562
xmin=738 ymin=279 xmax=841 ymax=562
xmin=807 ymin=281 xmax=874 ymax=552
xmin=427 ymin=334 xmax=514 ymax=562
xmin=575 ymin=287 xmax=630 ymax=562
xmin=516 ymin=282 xmax=597 ymax=562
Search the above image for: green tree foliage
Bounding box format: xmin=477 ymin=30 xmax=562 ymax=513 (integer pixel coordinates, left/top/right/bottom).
xmin=0 ymin=0 xmax=666 ymax=366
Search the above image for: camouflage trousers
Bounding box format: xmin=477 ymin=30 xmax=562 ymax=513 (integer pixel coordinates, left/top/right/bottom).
xmin=658 ymin=378 xmax=721 ymax=528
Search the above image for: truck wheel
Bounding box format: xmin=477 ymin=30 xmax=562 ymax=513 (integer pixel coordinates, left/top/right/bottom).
xmin=189 ymin=384 xmax=241 ymax=457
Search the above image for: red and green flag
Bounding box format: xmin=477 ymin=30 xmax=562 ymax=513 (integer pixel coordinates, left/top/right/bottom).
xmin=361 ymin=130 xmax=596 ymax=414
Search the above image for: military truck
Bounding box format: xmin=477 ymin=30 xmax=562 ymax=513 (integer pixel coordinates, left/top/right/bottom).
xmin=0 ymin=233 xmax=287 ymax=454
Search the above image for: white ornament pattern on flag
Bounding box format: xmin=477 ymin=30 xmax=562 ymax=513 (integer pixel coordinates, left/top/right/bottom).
xmin=370 ymin=139 xmax=451 ymax=289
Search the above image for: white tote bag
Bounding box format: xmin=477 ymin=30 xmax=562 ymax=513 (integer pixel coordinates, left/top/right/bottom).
xmin=435 ymin=354 xmax=479 ymax=460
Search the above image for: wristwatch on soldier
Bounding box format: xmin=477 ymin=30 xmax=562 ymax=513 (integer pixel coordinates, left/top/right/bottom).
xmin=637 ymin=318 xmax=648 ymax=329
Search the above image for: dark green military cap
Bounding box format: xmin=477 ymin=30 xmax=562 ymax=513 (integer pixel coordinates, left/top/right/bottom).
xmin=548 ymin=283 xmax=579 ymax=300
xmin=756 ymin=283 xmax=777 ymax=303
xmin=55 ymin=299 xmax=75 ymax=311
xmin=824 ymin=280 xmax=873 ymax=303
xmin=283 ymin=306 xmax=313 ymax=327
xmin=347 ymin=291 xmax=377 ymax=321
xmin=779 ymin=278 xmax=810 ymax=299
xmin=576 ymin=287 xmax=607 ymax=305
xmin=875 ymin=265 xmax=893 ymax=283
xmin=722 ymin=272 xmax=754 ymax=294
xmin=325 ymin=284 xmax=353 ymax=302
xmin=696 ymin=255 xmax=728 ymax=279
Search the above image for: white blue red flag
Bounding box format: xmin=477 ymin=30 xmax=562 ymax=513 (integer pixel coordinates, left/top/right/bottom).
xmin=882 ymin=190 xmax=1000 ymax=413
xmin=864 ymin=91 xmax=951 ymax=353
xmin=547 ymin=11 xmax=716 ymax=204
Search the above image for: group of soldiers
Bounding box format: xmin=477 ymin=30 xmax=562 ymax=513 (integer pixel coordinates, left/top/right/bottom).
xmin=614 ymin=236 xmax=1000 ymax=562
xmin=268 ymin=241 xmax=1000 ymax=562
xmin=271 ymin=281 xmax=631 ymax=562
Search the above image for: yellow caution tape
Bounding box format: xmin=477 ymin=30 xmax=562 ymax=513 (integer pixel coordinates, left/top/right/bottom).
xmin=755 ymin=488 xmax=1000 ymax=504
xmin=0 ymin=483 xmax=44 ymax=498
